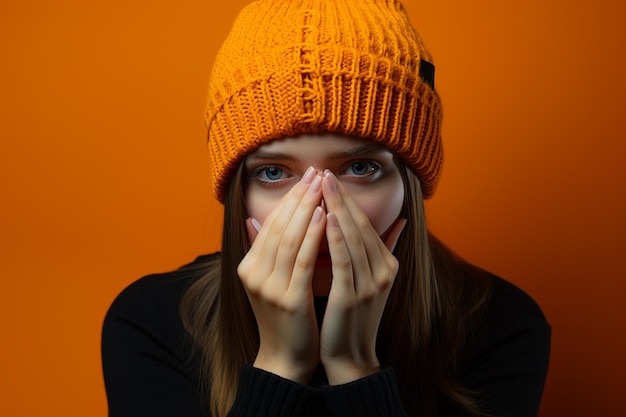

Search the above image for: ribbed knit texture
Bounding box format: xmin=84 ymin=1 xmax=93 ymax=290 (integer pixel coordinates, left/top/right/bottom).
xmin=229 ymin=365 xmax=407 ymax=417
xmin=205 ymin=0 xmax=443 ymax=202
xmin=229 ymin=365 xmax=322 ymax=416
xmin=321 ymin=367 xmax=408 ymax=417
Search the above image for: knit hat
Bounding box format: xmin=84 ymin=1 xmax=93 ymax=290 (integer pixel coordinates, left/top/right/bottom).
xmin=206 ymin=0 xmax=443 ymax=202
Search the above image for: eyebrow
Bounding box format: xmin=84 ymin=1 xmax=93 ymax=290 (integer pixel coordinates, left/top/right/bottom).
xmin=247 ymin=143 xmax=390 ymax=162
xmin=332 ymin=143 xmax=389 ymax=159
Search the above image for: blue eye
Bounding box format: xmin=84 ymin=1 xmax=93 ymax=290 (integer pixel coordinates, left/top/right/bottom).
xmin=251 ymin=165 xmax=287 ymax=183
xmin=343 ymin=161 xmax=382 ymax=178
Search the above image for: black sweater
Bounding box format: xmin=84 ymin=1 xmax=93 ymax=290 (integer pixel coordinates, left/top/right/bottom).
xmin=102 ymin=254 xmax=550 ymax=417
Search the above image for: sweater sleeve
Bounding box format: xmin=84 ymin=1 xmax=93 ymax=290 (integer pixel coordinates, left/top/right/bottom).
xmin=444 ymin=277 xmax=551 ymax=417
xmin=228 ymin=366 xmax=408 ymax=417
xmin=228 ymin=365 xmax=322 ymax=416
xmin=321 ymin=367 xmax=408 ymax=417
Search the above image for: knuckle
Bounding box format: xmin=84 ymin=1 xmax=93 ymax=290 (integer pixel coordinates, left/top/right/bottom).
xmin=261 ymin=288 xmax=281 ymax=305
xmin=278 ymin=233 xmax=300 ymax=253
xmin=377 ymin=273 xmax=395 ymax=290
xmin=294 ymin=256 xmax=314 ymax=272
xmin=354 ymin=214 xmax=370 ymax=230
xmin=268 ymin=217 xmax=288 ymax=235
xmin=237 ymin=262 xmax=250 ymax=281
xmin=243 ymin=278 xmax=262 ymax=296
xmin=333 ymin=257 xmax=352 ymax=271
xmin=328 ymin=229 xmax=344 ymax=244
xmin=280 ymin=296 xmax=301 ymax=312
xmin=359 ymin=284 xmax=377 ymax=302
xmin=337 ymin=295 xmax=357 ymax=312
xmin=388 ymin=256 xmax=400 ymax=275
xmin=345 ymin=230 xmax=363 ymax=247
xmin=257 ymin=280 xmax=284 ymax=303
xmin=375 ymin=262 xmax=398 ymax=290
xmin=264 ymin=290 xmax=299 ymax=312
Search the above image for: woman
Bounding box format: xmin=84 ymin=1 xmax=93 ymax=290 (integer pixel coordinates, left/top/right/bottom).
xmin=102 ymin=1 xmax=550 ymax=416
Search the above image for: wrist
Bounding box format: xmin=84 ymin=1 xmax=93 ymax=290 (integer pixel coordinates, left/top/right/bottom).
xmin=322 ymin=358 xmax=381 ymax=385
xmin=253 ymin=353 xmax=318 ymax=384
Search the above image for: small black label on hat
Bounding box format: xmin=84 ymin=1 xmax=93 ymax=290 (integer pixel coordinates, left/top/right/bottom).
xmin=419 ymin=60 xmax=435 ymax=90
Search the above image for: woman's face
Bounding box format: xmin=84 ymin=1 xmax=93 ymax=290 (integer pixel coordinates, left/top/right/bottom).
xmin=243 ymin=133 xmax=405 ymax=290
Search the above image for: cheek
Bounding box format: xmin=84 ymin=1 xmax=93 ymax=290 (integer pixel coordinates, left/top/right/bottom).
xmin=245 ymin=187 xmax=284 ymax=224
xmin=352 ymin=180 xmax=404 ymax=236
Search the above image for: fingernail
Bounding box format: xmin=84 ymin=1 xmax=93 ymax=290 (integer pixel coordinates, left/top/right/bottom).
xmin=327 ymin=212 xmax=339 ymax=228
xmin=312 ymin=206 xmax=324 ymax=224
xmin=251 ymin=218 xmax=262 ymax=232
xmin=324 ymin=170 xmax=338 ymax=193
xmin=309 ymin=174 xmax=322 ymax=193
xmin=302 ymin=166 xmax=316 ymax=184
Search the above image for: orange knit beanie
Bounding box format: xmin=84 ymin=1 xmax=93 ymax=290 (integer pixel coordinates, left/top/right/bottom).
xmin=206 ymin=0 xmax=443 ymax=202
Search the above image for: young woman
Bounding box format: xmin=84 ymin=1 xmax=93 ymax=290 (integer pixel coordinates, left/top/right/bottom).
xmin=102 ymin=1 xmax=550 ymax=416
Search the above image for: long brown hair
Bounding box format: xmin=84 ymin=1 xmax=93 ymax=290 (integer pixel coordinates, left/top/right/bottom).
xmin=181 ymin=160 xmax=492 ymax=416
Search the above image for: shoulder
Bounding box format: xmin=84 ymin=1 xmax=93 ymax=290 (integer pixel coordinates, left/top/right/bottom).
xmin=484 ymin=274 xmax=550 ymax=337
xmin=488 ymin=275 xmax=547 ymax=320
xmin=459 ymin=270 xmax=551 ymax=373
xmin=464 ymin=272 xmax=551 ymax=390
xmin=105 ymin=253 xmax=219 ymax=320
xmin=454 ymin=273 xmax=551 ymax=415
xmin=102 ymin=253 xmax=220 ymax=352
xmin=102 ymin=254 xmax=220 ymax=416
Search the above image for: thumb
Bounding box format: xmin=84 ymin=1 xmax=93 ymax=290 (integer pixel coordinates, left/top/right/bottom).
xmin=245 ymin=217 xmax=262 ymax=245
xmin=383 ymin=217 xmax=407 ymax=252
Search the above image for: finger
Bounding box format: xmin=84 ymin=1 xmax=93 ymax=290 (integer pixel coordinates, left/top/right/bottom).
xmin=350 ymin=214 xmax=401 ymax=291
xmin=325 ymin=212 xmax=355 ymax=297
xmin=241 ymin=168 xmax=318 ymax=288
xmin=246 ymin=217 xmax=261 ymax=245
xmin=322 ymin=171 xmax=374 ymax=293
xmin=323 ymin=171 xmax=401 ymax=292
xmin=251 ymin=167 xmax=317 ymax=262
xmin=273 ymin=174 xmax=324 ymax=279
xmin=288 ymin=205 xmax=326 ymax=295
xmin=253 ymin=166 xmax=317 ymax=238
xmin=238 ymin=217 xmax=263 ymax=283
xmin=382 ymin=217 xmax=407 ymax=252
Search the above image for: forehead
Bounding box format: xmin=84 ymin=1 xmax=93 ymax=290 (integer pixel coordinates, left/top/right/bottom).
xmin=247 ymin=133 xmax=391 ymax=161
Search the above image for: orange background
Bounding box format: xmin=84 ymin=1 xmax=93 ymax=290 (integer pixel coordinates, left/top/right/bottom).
xmin=1 ymin=0 xmax=624 ymax=416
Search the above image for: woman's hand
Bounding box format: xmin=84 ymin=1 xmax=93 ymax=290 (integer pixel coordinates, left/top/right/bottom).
xmin=237 ymin=168 xmax=326 ymax=384
xmin=319 ymin=170 xmax=406 ymax=385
